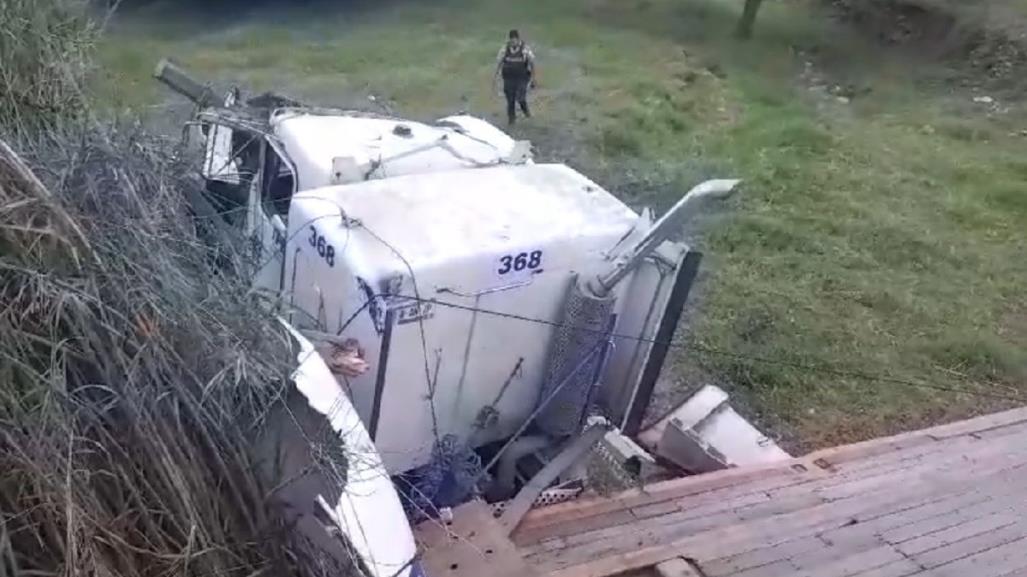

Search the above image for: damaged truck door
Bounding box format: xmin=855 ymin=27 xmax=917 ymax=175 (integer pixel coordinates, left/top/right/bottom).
xmin=265 ymin=323 xmax=420 ymax=577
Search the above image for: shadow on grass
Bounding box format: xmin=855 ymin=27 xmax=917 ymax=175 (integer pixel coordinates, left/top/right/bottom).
xmin=586 ymin=0 xmax=826 ymax=53
xmin=110 ymin=0 xmax=438 ymax=39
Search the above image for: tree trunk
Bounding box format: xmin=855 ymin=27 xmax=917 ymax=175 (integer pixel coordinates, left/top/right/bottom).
xmin=736 ymin=0 xmax=764 ymax=39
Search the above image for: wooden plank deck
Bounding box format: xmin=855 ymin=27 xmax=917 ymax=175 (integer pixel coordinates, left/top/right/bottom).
xmin=509 ymin=407 xmax=1027 ymax=577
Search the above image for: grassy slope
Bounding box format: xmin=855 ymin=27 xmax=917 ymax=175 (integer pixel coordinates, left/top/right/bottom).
xmin=97 ymin=0 xmax=1027 ymax=451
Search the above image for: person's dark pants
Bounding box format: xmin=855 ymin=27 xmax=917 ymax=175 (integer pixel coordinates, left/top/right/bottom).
xmin=503 ymin=76 xmax=530 ymax=124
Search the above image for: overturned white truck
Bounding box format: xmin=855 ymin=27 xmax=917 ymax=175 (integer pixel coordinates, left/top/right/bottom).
xmin=158 ymin=60 xmax=738 ymax=577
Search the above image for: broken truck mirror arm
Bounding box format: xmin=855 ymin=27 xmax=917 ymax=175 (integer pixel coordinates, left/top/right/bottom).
xmin=588 ymin=178 xmax=741 ymax=298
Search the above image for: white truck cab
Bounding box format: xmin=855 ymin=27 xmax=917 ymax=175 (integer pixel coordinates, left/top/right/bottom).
xmin=285 ymin=163 xmax=650 ymax=472
xmin=160 ymin=61 xmax=736 ymax=576
xmin=198 ymin=104 xmax=712 ymax=474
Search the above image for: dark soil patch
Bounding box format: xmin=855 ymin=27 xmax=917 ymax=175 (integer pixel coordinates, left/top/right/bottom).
xmin=829 ymin=0 xmax=959 ymax=51
xmin=827 ymin=0 xmax=1027 ymax=93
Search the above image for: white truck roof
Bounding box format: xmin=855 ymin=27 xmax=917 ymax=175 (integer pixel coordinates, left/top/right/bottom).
xmin=292 ymin=163 xmax=637 ymax=278
xmin=273 ymin=111 xmax=523 ymax=191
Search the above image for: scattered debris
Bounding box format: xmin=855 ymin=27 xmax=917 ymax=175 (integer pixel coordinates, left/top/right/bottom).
xmin=585 ymin=418 xmax=663 ymax=494
xmin=655 ymin=557 xmax=704 ymax=577
xmin=497 ymin=423 xmax=610 ymax=535
xmin=640 ymin=385 xmax=790 ymax=473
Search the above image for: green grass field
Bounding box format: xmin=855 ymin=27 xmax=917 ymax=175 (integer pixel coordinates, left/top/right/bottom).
xmin=97 ymin=0 xmax=1027 ymax=451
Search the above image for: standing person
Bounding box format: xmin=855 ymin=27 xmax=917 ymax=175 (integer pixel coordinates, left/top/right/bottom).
xmin=495 ymin=29 xmax=537 ymax=125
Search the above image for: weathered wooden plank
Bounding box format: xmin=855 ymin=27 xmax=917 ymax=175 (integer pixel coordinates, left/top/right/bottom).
xmin=539 ymin=464 xmax=1005 ymax=569
xmin=789 ymin=534 xmax=888 ymax=570
xmin=534 ymin=464 xmax=1026 ymax=576
xmin=794 ymin=544 xmax=906 ymax=577
xmin=516 ymin=508 xmax=641 ymax=550
xmin=721 ymin=433 xmax=972 ymax=506
xmin=515 ymin=462 xmax=803 ymax=537
xmin=850 ymin=558 xmax=923 ymax=577
xmin=774 ymin=416 xmax=1027 ymax=500
xmin=882 ymin=505 xmax=1020 ymax=545
xmin=515 ymin=464 xmax=819 ymax=546
xmin=526 ymin=408 xmax=1027 ymax=577
xmin=792 ymin=407 xmax=1027 ymax=475
xmin=929 ymin=535 xmax=1027 ymax=577
xmin=534 ymin=469 xmax=941 ymax=563
xmin=536 ymin=476 xmax=937 ymax=575
xmin=728 ymin=560 xmax=798 ymax=577
xmin=526 ymin=425 xmax=1027 ymax=556
xmin=527 ymin=487 xmax=797 ymax=558
xmin=809 ymin=435 xmax=1027 ymax=503
xmin=895 ymin=513 xmax=1019 ymax=556
xmin=530 ymin=536 xmax=570 ymax=556
xmin=722 ymin=489 xmax=990 ymax=570
xmin=544 ymin=508 xmax=739 ymax=558
xmin=733 ymin=492 xmax=828 ymax=522
xmin=528 ymin=498 xmax=745 ymax=555
xmin=666 ymin=490 xmax=772 ymax=522
xmin=700 ymin=536 xmax=824 ymax=576
xmin=631 ymin=500 xmax=686 ymax=519
xmin=415 ymin=500 xmax=539 ymax=577
xmin=800 ymin=429 xmax=984 ymax=480
xmin=522 ymin=407 xmax=1027 ymax=545
xmin=915 ymin=524 xmax=1027 ymax=569
xmin=814 ymin=470 xmax=1027 ymax=551
xmin=753 ymin=436 xmax=1027 ymax=536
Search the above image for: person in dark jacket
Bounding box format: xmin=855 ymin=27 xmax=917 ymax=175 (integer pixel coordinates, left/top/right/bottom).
xmin=494 ymin=29 xmax=537 ymax=125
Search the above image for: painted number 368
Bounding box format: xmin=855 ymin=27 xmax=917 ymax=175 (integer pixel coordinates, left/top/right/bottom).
xmin=308 ymin=225 xmax=335 ymax=267
xmin=498 ymin=250 xmax=543 ymax=275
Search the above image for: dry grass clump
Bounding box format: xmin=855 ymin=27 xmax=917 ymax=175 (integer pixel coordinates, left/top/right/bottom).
xmin=0 ymin=2 xmax=359 ymax=573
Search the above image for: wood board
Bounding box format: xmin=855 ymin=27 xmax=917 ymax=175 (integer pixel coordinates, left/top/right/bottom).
xmin=506 ymin=407 xmax=1027 ymax=577
xmin=414 ymin=500 xmax=540 ymax=577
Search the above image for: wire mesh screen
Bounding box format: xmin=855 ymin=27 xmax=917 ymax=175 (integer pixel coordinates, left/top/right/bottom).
xmin=535 ymin=280 xmax=615 ymax=437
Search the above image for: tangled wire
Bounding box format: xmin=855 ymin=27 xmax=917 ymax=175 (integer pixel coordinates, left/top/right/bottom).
xmin=397 ymin=434 xmax=485 ymax=522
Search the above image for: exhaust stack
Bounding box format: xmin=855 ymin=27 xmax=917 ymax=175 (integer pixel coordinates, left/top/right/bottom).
xmin=588 ymin=179 xmax=741 ymax=298
xmin=533 ymin=179 xmax=740 ymax=439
